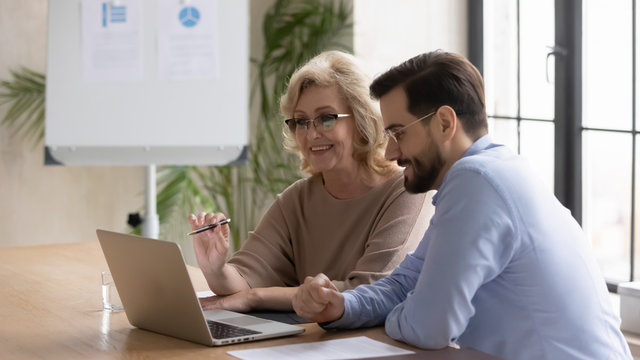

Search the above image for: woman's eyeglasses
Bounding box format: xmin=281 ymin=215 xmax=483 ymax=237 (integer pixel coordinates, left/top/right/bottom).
xmin=285 ymin=113 xmax=351 ymax=133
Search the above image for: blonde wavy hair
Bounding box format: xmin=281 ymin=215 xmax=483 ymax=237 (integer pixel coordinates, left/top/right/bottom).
xmin=280 ymin=50 xmax=394 ymax=177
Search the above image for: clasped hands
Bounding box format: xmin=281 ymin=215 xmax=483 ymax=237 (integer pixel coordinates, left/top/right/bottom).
xmin=292 ymin=273 xmax=346 ymax=323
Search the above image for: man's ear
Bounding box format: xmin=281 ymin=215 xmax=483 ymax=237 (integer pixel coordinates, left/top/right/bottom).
xmin=433 ymin=105 xmax=458 ymax=142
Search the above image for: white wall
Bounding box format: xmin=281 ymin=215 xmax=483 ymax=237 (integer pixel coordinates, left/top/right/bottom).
xmin=354 ymin=0 xmax=467 ymax=77
xmin=0 ymin=0 xmax=465 ymax=248
xmin=0 ymin=0 xmax=144 ymax=247
xmin=0 ymin=0 xmax=274 ymax=249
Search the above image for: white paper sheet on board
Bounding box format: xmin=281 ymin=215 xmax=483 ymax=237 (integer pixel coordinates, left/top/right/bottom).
xmin=82 ymin=0 xmax=143 ymax=81
xmin=157 ymin=0 xmax=220 ymax=80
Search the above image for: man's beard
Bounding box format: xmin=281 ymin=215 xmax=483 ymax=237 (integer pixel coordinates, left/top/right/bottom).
xmin=400 ymin=142 xmax=444 ymax=194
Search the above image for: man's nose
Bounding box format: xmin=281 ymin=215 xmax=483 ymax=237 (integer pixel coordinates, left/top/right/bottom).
xmin=385 ymin=140 xmax=400 ymax=161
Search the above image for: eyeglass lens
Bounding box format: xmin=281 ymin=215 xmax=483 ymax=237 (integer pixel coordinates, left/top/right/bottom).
xmin=286 ymin=114 xmax=341 ymax=133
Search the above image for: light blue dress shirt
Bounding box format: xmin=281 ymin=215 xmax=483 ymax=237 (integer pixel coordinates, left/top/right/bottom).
xmin=325 ymin=135 xmax=631 ymax=359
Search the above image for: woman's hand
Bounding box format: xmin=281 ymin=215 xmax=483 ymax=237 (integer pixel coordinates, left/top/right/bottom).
xmin=199 ymin=287 xmax=300 ymax=312
xmin=189 ymin=212 xmax=231 ymax=279
xmin=199 ymin=290 xmax=257 ymax=313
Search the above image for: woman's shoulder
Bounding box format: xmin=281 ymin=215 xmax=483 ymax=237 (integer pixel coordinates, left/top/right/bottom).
xmin=376 ymin=170 xmax=430 ymax=205
xmin=275 ymin=174 xmax=319 ymax=200
xmin=374 ymin=169 xmax=408 ymax=196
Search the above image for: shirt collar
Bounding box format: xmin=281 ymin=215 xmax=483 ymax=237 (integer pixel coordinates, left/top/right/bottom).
xmin=461 ymin=134 xmax=494 ymax=159
xmin=431 ymin=134 xmax=495 ymax=205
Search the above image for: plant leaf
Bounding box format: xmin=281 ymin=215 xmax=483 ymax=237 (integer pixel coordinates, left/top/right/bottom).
xmin=0 ymin=67 xmax=46 ymax=148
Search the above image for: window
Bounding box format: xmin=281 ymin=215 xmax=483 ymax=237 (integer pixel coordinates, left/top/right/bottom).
xmin=483 ymin=0 xmax=555 ymax=192
xmin=478 ymin=0 xmax=639 ymax=288
xmin=582 ymin=0 xmax=636 ymax=283
xmin=355 ymin=0 xmax=637 ymax=288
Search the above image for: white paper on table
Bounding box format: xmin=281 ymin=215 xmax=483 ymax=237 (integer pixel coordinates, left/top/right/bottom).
xmin=157 ymin=0 xmax=220 ymax=80
xmin=82 ymin=0 xmax=143 ymax=81
xmin=227 ymin=336 xmax=415 ymax=360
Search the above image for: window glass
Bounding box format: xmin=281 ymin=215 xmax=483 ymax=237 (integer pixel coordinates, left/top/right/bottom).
xmin=519 ymin=0 xmax=554 ymax=120
xmin=635 ymin=135 xmax=640 ymax=280
xmin=583 ymin=130 xmax=631 ymax=281
xmin=583 ymin=0 xmax=632 ymax=131
xmin=488 ymin=117 xmax=518 ymax=153
xmin=520 ymin=120 xmax=554 ymax=191
xmin=484 ymin=0 xmax=518 ymax=118
xmin=637 ymin=2 xmax=640 ymax=132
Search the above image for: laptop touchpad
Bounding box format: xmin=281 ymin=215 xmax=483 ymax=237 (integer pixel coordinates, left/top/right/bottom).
xmin=219 ymin=316 xmax=272 ymax=326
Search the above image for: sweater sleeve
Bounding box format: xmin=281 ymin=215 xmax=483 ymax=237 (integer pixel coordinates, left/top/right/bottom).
xmin=227 ymin=192 xmax=299 ymax=288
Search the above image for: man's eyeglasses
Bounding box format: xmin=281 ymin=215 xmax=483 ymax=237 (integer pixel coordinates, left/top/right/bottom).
xmin=285 ymin=113 xmax=351 ymax=133
xmin=384 ymin=110 xmax=436 ymax=144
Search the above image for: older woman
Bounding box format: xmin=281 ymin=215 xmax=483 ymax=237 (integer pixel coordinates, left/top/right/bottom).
xmin=189 ymin=51 xmax=433 ymax=312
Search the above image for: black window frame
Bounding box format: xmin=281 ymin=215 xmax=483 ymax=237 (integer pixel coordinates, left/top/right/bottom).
xmin=469 ymin=0 xmax=635 ymax=292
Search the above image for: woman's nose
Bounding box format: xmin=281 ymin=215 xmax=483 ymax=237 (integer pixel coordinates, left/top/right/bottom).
xmin=306 ymin=125 xmax=321 ymax=139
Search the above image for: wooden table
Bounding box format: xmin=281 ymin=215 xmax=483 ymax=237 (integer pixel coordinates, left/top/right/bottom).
xmin=0 ymin=241 xmax=499 ymax=359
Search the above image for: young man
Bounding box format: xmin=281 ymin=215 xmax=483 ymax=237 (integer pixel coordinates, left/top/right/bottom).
xmin=292 ymin=51 xmax=631 ymax=360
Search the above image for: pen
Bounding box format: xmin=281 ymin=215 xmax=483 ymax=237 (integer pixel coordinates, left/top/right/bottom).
xmin=187 ymin=218 xmax=231 ymax=236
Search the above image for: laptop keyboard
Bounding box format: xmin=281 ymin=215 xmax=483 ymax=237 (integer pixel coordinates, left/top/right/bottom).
xmin=207 ymin=320 xmax=261 ymax=339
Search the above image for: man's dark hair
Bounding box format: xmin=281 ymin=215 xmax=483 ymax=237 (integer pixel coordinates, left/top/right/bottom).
xmin=370 ymin=50 xmax=487 ymax=139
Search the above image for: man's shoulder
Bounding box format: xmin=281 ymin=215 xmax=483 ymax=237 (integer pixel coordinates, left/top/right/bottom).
xmin=452 ymin=145 xmax=522 ymax=178
xmin=439 ymin=146 xmax=529 ymax=206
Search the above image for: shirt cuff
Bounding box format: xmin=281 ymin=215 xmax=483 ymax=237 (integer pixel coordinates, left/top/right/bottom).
xmin=319 ymin=291 xmax=357 ymax=329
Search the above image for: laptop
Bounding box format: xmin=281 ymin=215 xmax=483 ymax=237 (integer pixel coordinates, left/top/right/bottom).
xmin=96 ymin=229 xmax=305 ymax=346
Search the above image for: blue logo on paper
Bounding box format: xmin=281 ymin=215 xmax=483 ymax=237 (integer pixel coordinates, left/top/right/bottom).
xmin=179 ymin=7 xmax=200 ymax=28
xmin=102 ymin=2 xmax=127 ymax=27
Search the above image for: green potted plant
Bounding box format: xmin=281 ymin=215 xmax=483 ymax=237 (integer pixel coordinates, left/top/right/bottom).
xmin=154 ymin=0 xmax=353 ymax=250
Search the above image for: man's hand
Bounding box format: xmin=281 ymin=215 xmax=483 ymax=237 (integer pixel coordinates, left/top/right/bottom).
xmin=292 ymin=273 xmax=345 ymax=323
